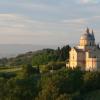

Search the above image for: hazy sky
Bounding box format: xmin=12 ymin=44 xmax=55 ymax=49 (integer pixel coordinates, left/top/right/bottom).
xmin=0 ymin=0 xmax=100 ymax=45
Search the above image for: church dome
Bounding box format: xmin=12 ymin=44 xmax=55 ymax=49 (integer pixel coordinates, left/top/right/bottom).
xmin=80 ymin=28 xmax=95 ymax=41
xmin=79 ymin=28 xmax=96 ymax=47
xmin=80 ymin=33 xmax=89 ymax=40
xmin=80 ymin=33 xmax=93 ymax=40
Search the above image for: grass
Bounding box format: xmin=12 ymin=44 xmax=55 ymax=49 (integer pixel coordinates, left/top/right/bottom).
xmin=0 ymin=67 xmax=23 ymax=78
xmin=0 ymin=67 xmax=22 ymax=73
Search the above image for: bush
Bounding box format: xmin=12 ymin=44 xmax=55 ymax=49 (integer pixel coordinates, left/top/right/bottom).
xmin=81 ymin=72 xmax=100 ymax=93
xmin=0 ymin=72 xmax=16 ymax=79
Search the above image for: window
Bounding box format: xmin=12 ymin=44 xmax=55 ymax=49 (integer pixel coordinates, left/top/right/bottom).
xmin=90 ymin=42 xmax=91 ymax=46
xmin=94 ymin=56 xmax=96 ymax=58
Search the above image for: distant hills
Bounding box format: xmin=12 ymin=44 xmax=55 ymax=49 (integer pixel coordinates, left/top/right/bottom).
xmin=0 ymin=44 xmax=58 ymax=58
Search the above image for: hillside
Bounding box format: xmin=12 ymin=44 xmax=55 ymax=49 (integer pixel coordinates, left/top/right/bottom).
xmin=0 ymin=45 xmax=71 ymax=67
xmin=2 ymin=44 xmax=100 ymax=100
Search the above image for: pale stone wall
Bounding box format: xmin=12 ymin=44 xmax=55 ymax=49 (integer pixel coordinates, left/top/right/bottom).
xmin=69 ymin=48 xmax=77 ymax=68
xmin=86 ymin=52 xmax=97 ymax=71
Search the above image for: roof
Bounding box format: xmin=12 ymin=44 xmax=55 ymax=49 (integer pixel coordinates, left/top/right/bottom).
xmin=72 ymin=47 xmax=85 ymax=52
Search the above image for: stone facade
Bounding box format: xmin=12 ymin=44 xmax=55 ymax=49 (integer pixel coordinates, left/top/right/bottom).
xmin=67 ymin=28 xmax=100 ymax=71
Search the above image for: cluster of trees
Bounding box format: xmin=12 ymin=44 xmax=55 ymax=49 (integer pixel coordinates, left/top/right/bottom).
xmin=32 ymin=45 xmax=71 ymax=66
xmin=0 ymin=45 xmax=71 ymax=67
xmin=0 ymin=65 xmax=100 ymax=100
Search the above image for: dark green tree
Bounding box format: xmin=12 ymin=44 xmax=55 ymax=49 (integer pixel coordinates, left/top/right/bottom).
xmin=22 ymin=64 xmax=35 ymax=78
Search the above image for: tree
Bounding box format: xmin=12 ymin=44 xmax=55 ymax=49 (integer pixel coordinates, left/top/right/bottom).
xmin=22 ymin=64 xmax=35 ymax=78
xmin=81 ymin=72 xmax=100 ymax=93
xmin=0 ymin=78 xmax=7 ymax=100
xmin=56 ymin=94 xmax=72 ymax=100
xmin=35 ymin=78 xmax=59 ymax=100
xmin=57 ymin=45 xmax=71 ymax=61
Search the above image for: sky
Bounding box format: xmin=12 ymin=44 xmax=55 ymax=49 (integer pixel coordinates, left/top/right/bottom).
xmin=0 ymin=0 xmax=100 ymax=46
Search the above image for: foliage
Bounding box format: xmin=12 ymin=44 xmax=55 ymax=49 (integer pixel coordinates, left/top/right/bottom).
xmin=81 ymin=71 xmax=100 ymax=93
xmin=83 ymin=90 xmax=100 ymax=100
xmin=0 ymin=64 xmax=100 ymax=100
xmin=22 ymin=64 xmax=40 ymax=78
xmin=0 ymin=45 xmax=71 ymax=67
xmin=46 ymin=61 xmax=66 ymax=70
xmin=32 ymin=45 xmax=70 ymax=69
xmin=0 ymin=45 xmax=100 ymax=100
xmin=35 ymin=79 xmax=59 ymax=100
xmin=0 ymin=72 xmax=16 ymax=79
xmin=0 ymin=75 xmax=40 ymax=100
xmin=56 ymin=94 xmax=72 ymax=100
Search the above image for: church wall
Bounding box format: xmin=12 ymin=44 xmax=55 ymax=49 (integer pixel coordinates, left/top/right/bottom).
xmin=86 ymin=52 xmax=97 ymax=71
xmin=69 ymin=49 xmax=78 ymax=68
xmin=77 ymin=52 xmax=85 ymax=70
xmin=94 ymin=48 xmax=100 ymax=70
xmin=86 ymin=58 xmax=97 ymax=71
xmin=95 ymin=48 xmax=100 ymax=57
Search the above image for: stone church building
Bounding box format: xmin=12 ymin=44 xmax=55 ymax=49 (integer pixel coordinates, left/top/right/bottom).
xmin=67 ymin=28 xmax=100 ymax=71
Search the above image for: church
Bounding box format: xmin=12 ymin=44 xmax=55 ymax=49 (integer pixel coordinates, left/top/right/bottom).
xmin=67 ymin=28 xmax=100 ymax=71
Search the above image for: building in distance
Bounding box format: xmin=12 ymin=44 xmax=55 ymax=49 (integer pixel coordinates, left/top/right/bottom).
xmin=67 ymin=28 xmax=100 ymax=71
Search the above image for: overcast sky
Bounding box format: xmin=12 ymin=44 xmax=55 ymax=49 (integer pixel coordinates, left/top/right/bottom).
xmin=0 ymin=0 xmax=100 ymax=45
